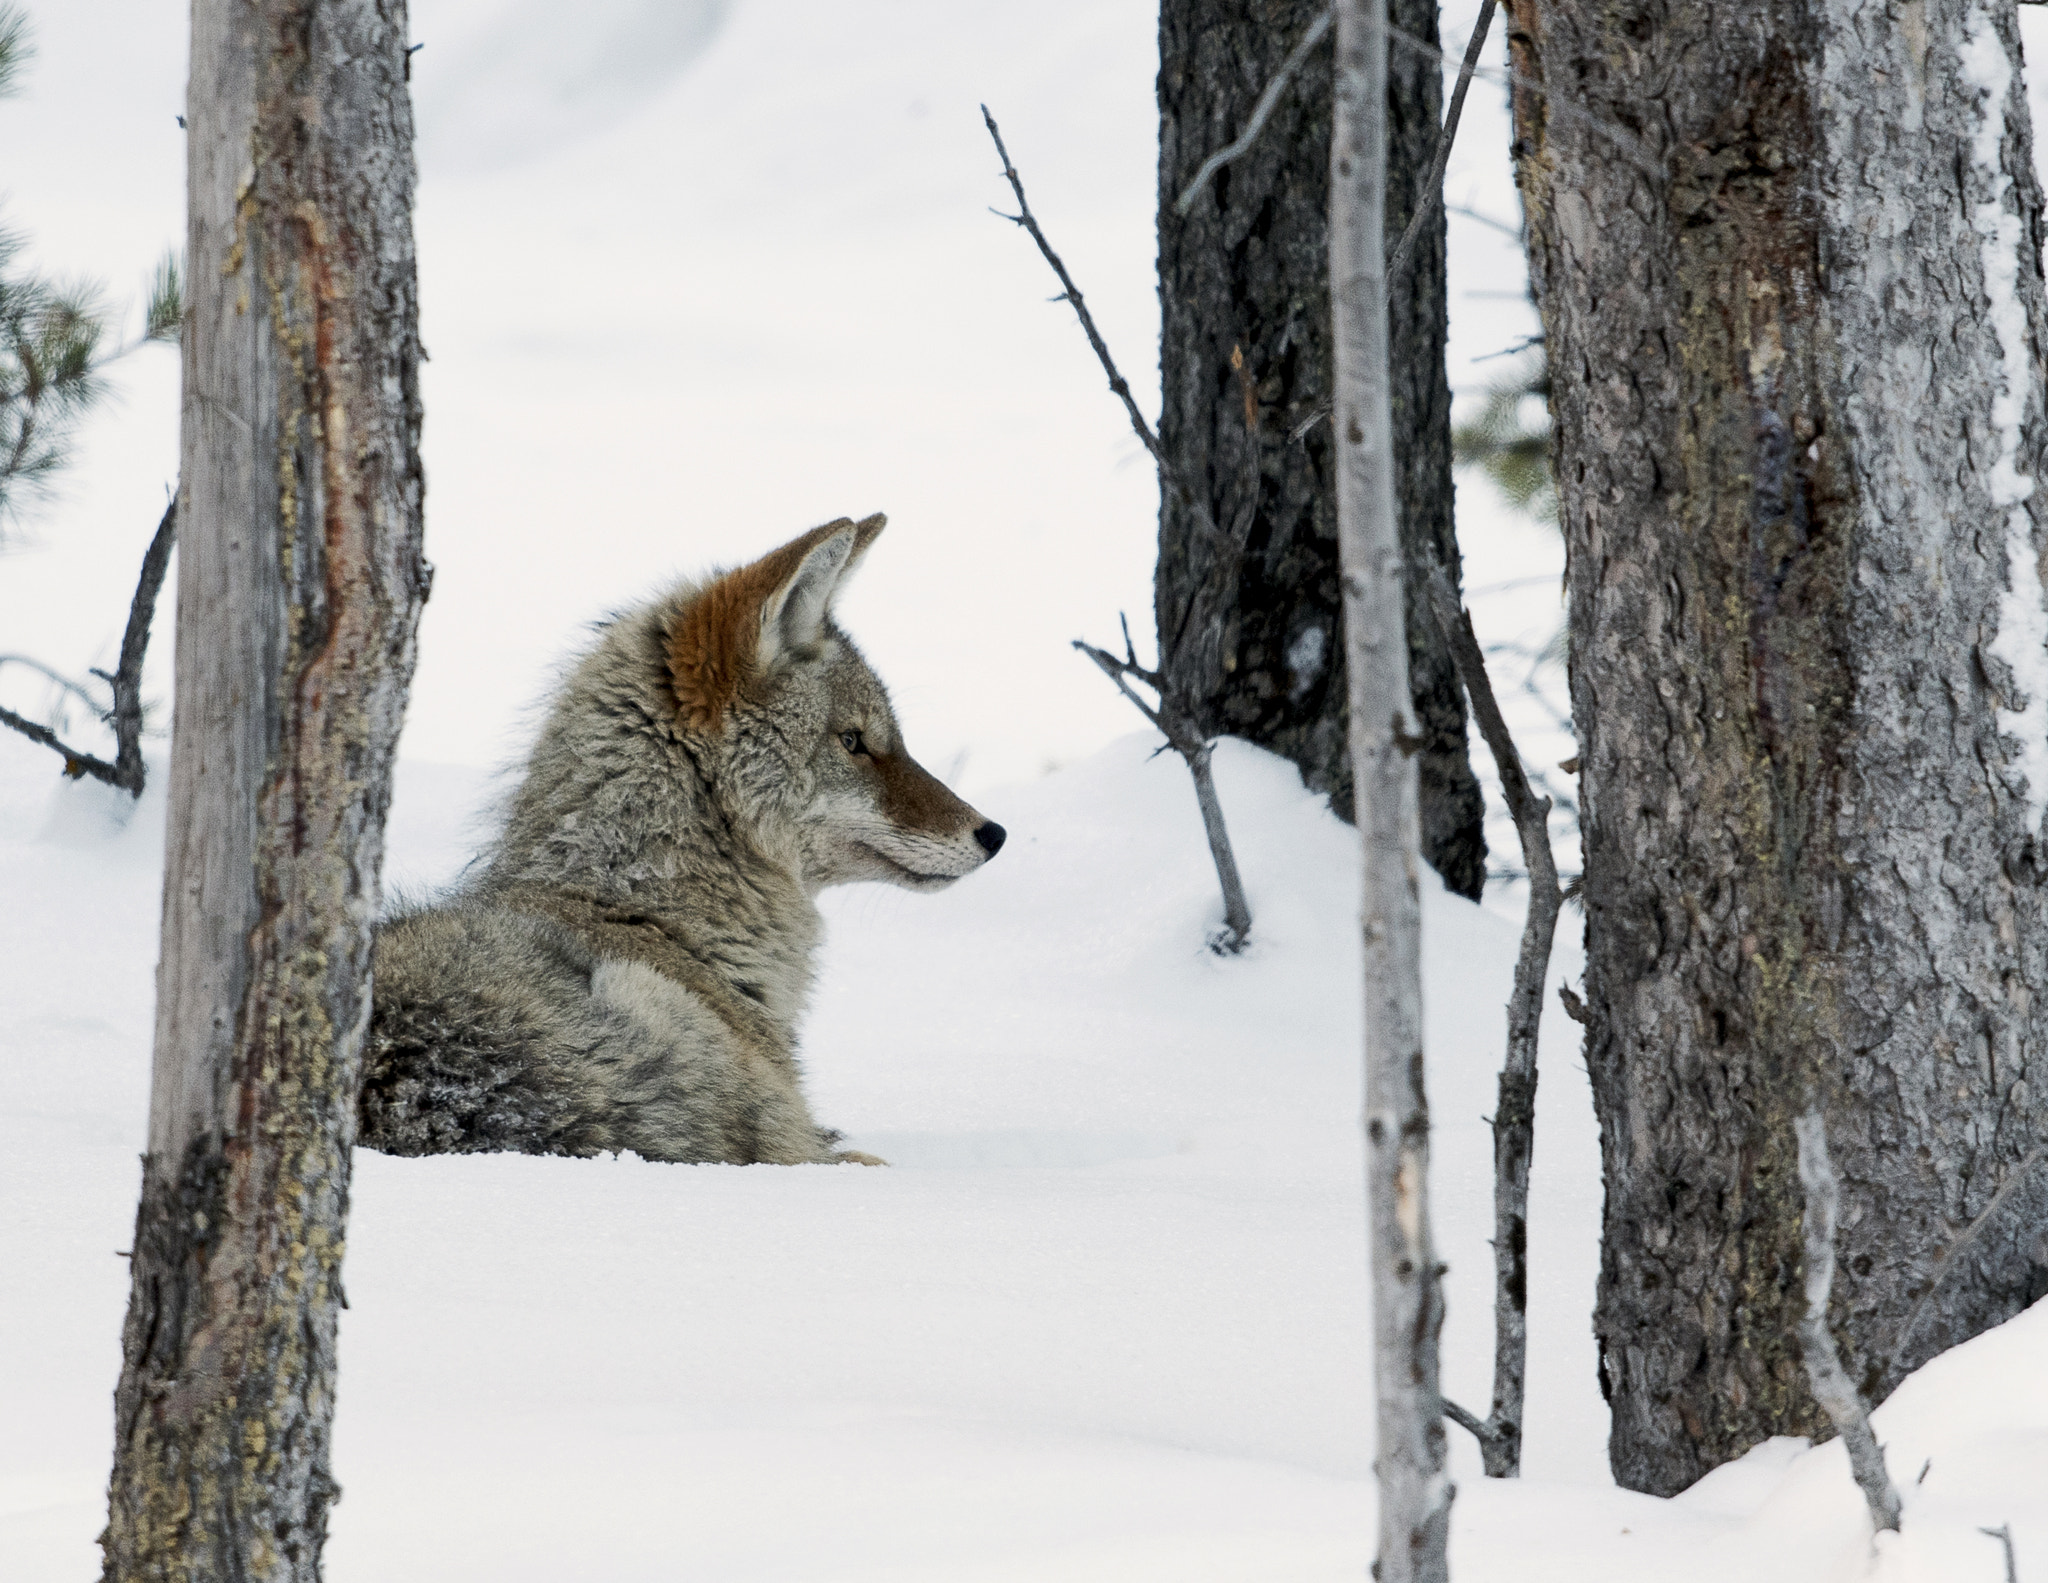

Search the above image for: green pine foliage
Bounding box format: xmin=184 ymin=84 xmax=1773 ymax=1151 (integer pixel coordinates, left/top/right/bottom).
xmin=0 ymin=4 xmax=180 ymax=536
xmin=0 ymin=231 xmax=111 ymax=530
xmin=0 ymin=3 xmax=28 ymax=98
xmin=1453 ymin=351 xmax=1554 ymax=527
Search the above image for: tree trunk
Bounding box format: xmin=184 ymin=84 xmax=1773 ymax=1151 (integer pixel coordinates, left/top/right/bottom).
xmin=100 ymin=1 xmax=426 ymax=1575
xmin=1334 ymin=0 xmax=1451 ymax=1573
xmin=1509 ymin=0 xmax=2048 ymax=1495
xmin=1158 ymin=0 xmax=1487 ymax=898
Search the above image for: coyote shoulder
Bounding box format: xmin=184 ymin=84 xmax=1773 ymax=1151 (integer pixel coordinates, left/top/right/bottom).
xmin=359 ymin=514 xmax=1004 ymax=1164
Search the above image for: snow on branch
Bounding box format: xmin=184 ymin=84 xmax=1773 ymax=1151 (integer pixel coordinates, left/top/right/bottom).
xmin=1794 ymin=1106 xmax=1903 ymax=1534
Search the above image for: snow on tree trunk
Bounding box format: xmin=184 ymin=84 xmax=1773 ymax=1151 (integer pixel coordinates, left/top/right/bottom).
xmin=1157 ymin=0 xmax=1487 ymax=897
xmin=1507 ymin=0 xmax=2048 ymax=1496
xmin=99 ymin=1 xmax=426 ymax=1576
xmin=1333 ymin=1 xmax=1451 ymax=1575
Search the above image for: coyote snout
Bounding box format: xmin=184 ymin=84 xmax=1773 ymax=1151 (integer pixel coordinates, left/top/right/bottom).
xmin=360 ymin=513 xmax=1002 ymax=1166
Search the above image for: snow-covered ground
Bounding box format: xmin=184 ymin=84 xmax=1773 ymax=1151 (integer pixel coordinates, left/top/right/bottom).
xmin=3 ymin=730 xmax=2043 ymax=1580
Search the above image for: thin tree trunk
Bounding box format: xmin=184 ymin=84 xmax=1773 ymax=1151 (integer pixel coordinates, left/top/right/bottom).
xmin=99 ymin=0 xmax=426 ymax=1575
xmin=1334 ymin=0 xmax=1450 ymax=1574
xmin=1508 ymin=0 xmax=2048 ymax=1496
xmin=1158 ymin=0 xmax=1486 ymax=898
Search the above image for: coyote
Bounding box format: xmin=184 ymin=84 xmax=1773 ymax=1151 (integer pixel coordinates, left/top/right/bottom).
xmin=359 ymin=514 xmax=1005 ymax=1165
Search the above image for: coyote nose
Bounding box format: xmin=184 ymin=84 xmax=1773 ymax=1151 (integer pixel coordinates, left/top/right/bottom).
xmin=973 ymin=821 xmax=1007 ymax=857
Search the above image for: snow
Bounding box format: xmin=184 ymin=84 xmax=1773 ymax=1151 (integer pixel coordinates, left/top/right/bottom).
xmin=4 ymin=730 xmax=2045 ymax=1579
xmin=1962 ymin=6 xmax=2048 ymax=838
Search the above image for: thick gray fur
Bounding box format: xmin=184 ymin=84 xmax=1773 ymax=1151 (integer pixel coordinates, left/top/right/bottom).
xmin=359 ymin=519 xmax=998 ymax=1164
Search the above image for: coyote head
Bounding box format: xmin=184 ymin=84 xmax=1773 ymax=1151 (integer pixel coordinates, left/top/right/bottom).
xmin=666 ymin=514 xmax=1005 ymax=892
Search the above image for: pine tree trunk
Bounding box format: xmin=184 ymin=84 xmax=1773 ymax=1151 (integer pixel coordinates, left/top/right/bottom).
xmin=1509 ymin=0 xmax=2048 ymax=1496
xmin=99 ymin=1 xmax=426 ymax=1575
xmin=1158 ymin=0 xmax=1486 ymax=897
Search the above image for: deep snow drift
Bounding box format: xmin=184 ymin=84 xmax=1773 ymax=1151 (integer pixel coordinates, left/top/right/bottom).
xmin=1 ymin=731 xmax=2042 ymax=1580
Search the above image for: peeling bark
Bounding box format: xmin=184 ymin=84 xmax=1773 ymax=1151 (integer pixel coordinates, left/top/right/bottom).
xmin=1157 ymin=0 xmax=1486 ymax=896
xmin=1509 ymin=0 xmax=2048 ymax=1495
xmin=99 ymin=0 xmax=426 ymax=1576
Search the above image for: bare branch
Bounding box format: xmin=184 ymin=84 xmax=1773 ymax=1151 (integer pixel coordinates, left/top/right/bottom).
xmin=1980 ymin=1524 xmax=2019 ymax=1583
xmin=1422 ymin=555 xmax=1562 ymax=1478
xmin=105 ymin=497 xmax=178 ymax=793
xmin=1446 ymin=202 xmax=1524 ymax=241
xmin=981 ymin=106 xmax=1236 ymax=555
xmin=0 ymin=497 xmax=174 ymax=796
xmin=1173 ymin=8 xmax=1334 ymax=215
xmin=1382 ymin=19 xmax=1665 ymax=178
xmin=0 ymin=652 xmax=102 ymax=708
xmin=1387 ymin=0 xmax=1498 ymax=283
xmin=1074 ymin=635 xmax=1252 ymax=953
xmin=1795 ymin=1107 xmax=1904 ymax=1534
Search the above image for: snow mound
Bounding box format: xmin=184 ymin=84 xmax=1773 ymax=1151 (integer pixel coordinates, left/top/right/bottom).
xmin=1 ymin=731 xmax=2041 ymax=1580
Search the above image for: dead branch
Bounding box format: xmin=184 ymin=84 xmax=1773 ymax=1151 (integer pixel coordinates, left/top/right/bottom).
xmin=1386 ymin=0 xmax=1498 ymax=283
xmin=0 ymin=496 xmax=175 ymax=796
xmin=1381 ymin=19 xmax=1665 ymax=179
xmin=981 ymin=106 xmax=1235 ymax=556
xmin=1446 ymin=202 xmax=1523 ymax=241
xmin=1173 ymin=8 xmax=1334 ymax=215
xmin=1887 ymin=1142 xmax=2048 ymax=1376
xmin=1422 ymin=555 xmax=1562 ymax=1478
xmin=1074 ymin=626 xmax=1252 ymax=953
xmin=1981 ymin=1524 xmax=2019 ymax=1583
xmin=1794 ymin=1106 xmax=1904 ymax=1534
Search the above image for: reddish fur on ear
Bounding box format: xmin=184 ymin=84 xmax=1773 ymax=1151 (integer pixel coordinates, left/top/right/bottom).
xmin=665 ymin=518 xmax=861 ymax=730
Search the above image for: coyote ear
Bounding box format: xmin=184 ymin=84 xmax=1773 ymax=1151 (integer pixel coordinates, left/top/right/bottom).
xmin=667 ymin=514 xmax=886 ymax=729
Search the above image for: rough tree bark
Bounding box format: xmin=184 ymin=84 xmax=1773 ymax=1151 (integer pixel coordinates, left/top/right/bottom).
xmin=99 ymin=0 xmax=426 ymax=1576
xmin=1334 ymin=0 xmax=1451 ymax=1572
xmin=1508 ymin=0 xmax=2048 ymax=1495
xmin=1158 ymin=0 xmax=1487 ymax=897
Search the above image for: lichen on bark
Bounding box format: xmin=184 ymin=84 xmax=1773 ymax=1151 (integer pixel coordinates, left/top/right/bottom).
xmin=100 ymin=0 xmax=425 ymax=1576
xmin=1509 ymin=0 xmax=2048 ymax=1496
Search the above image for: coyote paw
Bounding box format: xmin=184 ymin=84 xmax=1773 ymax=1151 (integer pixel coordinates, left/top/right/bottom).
xmin=831 ymin=1149 xmax=889 ymax=1167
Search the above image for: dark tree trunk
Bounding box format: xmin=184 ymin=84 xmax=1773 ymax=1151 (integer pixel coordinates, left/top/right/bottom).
xmin=1509 ymin=0 xmax=2048 ymax=1496
xmin=99 ymin=0 xmax=427 ymax=1576
xmin=1157 ymin=0 xmax=1486 ymax=898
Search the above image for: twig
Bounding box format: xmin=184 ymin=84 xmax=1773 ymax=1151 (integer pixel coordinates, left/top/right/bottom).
xmin=981 ymin=107 xmax=1236 ymax=556
xmin=1447 ymin=202 xmax=1523 ymax=241
xmin=1382 ymin=19 xmax=1665 ymax=178
xmin=1386 ymin=0 xmax=1498 ymax=283
xmin=1423 ymin=556 xmax=1562 ymax=1478
xmin=1981 ymin=1524 xmax=2019 ymax=1583
xmin=0 ymin=497 xmax=175 ymax=796
xmin=103 ymin=497 xmax=178 ymax=793
xmin=1173 ymin=8 xmax=1334 ymax=215
xmin=1887 ymin=1142 xmax=2048 ymax=1374
xmin=1074 ymin=632 xmax=1252 ymax=953
xmin=0 ymin=653 xmax=104 ymax=709
xmin=1795 ymin=1107 xmax=1904 ymax=1534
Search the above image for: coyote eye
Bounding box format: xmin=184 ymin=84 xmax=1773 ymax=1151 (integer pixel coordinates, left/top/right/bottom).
xmin=840 ymin=730 xmax=866 ymax=755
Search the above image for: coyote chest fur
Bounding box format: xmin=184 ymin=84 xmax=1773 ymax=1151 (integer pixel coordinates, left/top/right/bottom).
xmin=359 ymin=515 xmax=1004 ymax=1164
